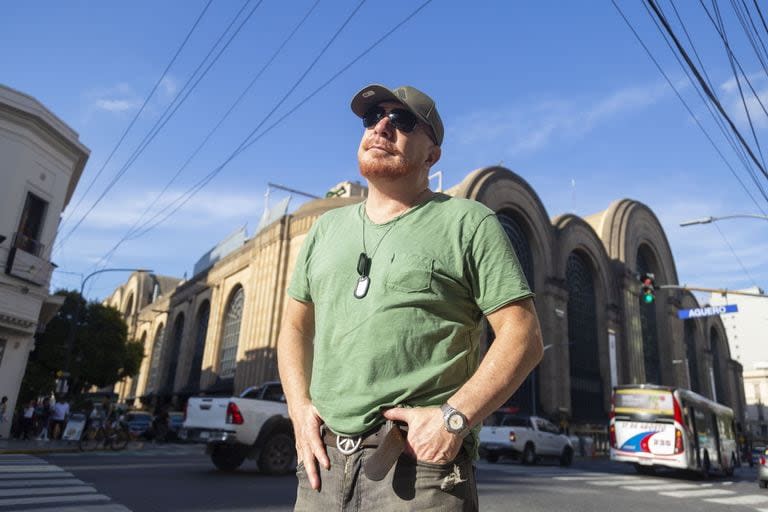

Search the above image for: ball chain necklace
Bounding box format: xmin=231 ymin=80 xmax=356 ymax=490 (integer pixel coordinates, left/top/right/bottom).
xmin=354 ymin=188 xmax=430 ymax=299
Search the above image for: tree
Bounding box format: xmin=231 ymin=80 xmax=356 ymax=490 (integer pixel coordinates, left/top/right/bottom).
xmin=19 ymin=290 xmax=144 ymax=400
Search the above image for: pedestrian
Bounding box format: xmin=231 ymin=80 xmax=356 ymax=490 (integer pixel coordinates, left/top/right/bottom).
xmin=277 ymin=84 xmax=544 ymax=511
xmin=36 ymin=397 xmax=52 ymax=440
xmin=0 ymin=396 xmax=7 ymax=438
xmin=50 ymin=395 xmax=70 ymax=440
xmin=22 ymin=400 xmax=36 ymax=440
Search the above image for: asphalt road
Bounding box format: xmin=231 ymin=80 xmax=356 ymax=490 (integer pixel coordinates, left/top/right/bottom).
xmin=0 ymin=445 xmax=763 ymax=511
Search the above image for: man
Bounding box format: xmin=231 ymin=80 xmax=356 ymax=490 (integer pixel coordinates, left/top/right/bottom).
xmin=50 ymin=395 xmax=70 ymax=440
xmin=277 ymin=84 xmax=543 ymax=511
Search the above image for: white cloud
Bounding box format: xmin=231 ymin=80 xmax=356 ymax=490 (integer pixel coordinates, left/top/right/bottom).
xmin=454 ymin=81 xmax=672 ymax=156
xmin=159 ymin=76 xmax=178 ymax=98
xmin=94 ymin=98 xmax=141 ymax=113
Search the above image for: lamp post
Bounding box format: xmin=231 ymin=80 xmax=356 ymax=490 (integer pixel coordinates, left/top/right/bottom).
xmin=672 ymin=358 xmax=691 ymax=390
xmin=680 ymin=214 xmax=768 ymax=226
xmin=61 ymin=268 xmax=151 ymax=396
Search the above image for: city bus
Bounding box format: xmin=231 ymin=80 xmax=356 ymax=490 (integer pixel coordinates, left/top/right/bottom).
xmin=609 ymin=384 xmax=738 ymax=476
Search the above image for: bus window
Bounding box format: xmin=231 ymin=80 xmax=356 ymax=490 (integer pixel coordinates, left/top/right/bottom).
xmin=614 ymin=389 xmax=675 ymax=419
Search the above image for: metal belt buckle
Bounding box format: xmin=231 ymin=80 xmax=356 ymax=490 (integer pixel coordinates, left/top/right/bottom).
xmin=336 ymin=435 xmax=362 ymax=455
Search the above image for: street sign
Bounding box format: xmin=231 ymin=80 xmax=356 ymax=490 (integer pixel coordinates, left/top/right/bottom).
xmin=678 ymin=304 xmax=738 ymax=320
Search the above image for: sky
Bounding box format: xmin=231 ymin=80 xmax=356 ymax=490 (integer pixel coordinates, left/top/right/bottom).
xmin=2 ymin=0 xmax=767 ymax=304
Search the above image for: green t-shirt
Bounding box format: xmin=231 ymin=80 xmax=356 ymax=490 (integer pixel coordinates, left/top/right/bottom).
xmin=287 ymin=193 xmax=533 ymax=439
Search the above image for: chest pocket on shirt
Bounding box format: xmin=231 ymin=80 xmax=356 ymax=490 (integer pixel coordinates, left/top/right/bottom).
xmin=386 ymin=253 xmax=434 ymax=293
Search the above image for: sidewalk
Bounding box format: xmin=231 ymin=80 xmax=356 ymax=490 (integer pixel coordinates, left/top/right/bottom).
xmin=0 ymin=437 xmax=82 ymax=455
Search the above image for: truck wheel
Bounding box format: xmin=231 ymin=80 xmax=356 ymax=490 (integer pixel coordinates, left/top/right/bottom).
xmin=211 ymin=445 xmax=246 ymax=472
xmin=760 ymin=480 xmax=768 ymax=489
xmin=522 ymin=444 xmax=536 ymax=465
xmin=486 ymin=453 xmax=499 ymax=464
xmin=559 ymin=447 xmax=573 ymax=467
xmin=258 ymin=431 xmax=295 ymax=475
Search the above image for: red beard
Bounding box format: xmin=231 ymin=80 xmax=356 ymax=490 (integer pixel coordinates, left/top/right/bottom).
xmin=358 ymin=148 xmax=420 ymax=180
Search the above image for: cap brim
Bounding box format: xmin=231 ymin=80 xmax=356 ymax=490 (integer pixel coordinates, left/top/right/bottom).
xmin=351 ymin=84 xmax=406 ymax=118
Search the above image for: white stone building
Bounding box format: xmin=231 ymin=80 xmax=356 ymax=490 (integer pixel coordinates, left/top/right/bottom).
xmin=710 ymin=288 xmax=768 ymax=439
xmin=0 ymin=84 xmax=88 ymax=438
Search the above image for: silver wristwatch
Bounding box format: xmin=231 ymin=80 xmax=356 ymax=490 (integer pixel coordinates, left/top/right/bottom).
xmin=440 ymin=403 xmax=470 ymax=438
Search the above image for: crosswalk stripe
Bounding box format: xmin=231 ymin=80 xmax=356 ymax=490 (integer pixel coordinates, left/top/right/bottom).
xmin=553 ymin=475 xmax=641 ymax=482
xmin=0 ymin=478 xmax=83 ymax=488
xmin=0 ymin=472 xmax=75 ymax=480
xmin=659 ymin=489 xmax=735 ymax=498
xmin=589 ymin=478 xmax=668 ymax=486
xmin=0 ymin=493 xmax=111 ymax=507
xmin=5 ymin=505 xmax=132 ymax=512
xmin=705 ymin=494 xmax=768 ymax=505
xmin=0 ymin=465 xmax=64 ymax=473
xmin=621 ymin=483 xmax=704 ymax=492
xmin=0 ymin=485 xmax=96 ymax=497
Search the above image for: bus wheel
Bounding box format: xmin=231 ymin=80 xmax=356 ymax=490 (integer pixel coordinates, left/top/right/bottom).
xmin=724 ymin=454 xmax=736 ymax=477
xmin=700 ymin=452 xmax=711 ymax=480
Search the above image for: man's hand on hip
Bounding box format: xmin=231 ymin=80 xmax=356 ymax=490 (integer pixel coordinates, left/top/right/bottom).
xmin=383 ymin=406 xmax=463 ymax=464
xmin=292 ymin=403 xmax=329 ymax=491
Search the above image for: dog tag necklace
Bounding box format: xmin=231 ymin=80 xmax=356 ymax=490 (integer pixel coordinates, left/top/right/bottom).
xmin=355 ymin=217 xmax=396 ymax=299
xmin=355 ymin=189 xmax=430 ymax=299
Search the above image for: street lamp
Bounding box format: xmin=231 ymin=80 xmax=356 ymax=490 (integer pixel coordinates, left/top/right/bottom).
xmin=61 ymin=268 xmax=152 ymax=396
xmin=680 ymin=214 xmax=768 ymax=226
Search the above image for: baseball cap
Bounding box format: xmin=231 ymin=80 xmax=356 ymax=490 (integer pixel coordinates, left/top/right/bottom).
xmin=350 ymin=84 xmax=444 ymax=146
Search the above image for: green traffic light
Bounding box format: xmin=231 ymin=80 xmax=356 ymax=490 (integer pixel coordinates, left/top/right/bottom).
xmin=643 ymin=294 xmax=655 ymax=304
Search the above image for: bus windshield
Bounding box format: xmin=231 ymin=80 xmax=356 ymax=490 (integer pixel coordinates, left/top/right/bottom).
xmin=614 ymin=389 xmax=675 ymax=419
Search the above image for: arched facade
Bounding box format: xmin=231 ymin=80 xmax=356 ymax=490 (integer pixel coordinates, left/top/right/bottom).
xmin=105 ymin=167 xmax=745 ymax=433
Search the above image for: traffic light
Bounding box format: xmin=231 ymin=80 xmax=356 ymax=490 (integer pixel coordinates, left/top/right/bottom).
xmin=640 ymin=273 xmax=655 ymax=304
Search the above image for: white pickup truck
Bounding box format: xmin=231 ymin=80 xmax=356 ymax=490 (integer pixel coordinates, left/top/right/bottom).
xmin=479 ymin=413 xmax=574 ymax=466
xmin=180 ymin=381 xmax=295 ymax=474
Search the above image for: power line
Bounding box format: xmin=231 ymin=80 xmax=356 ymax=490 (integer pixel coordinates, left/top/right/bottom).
xmin=103 ymin=0 xmax=434 ymax=252
xmin=92 ymin=0 xmax=323 ymax=271
xmin=59 ymin=0 xmax=214 ymax=232
xmin=645 ymin=0 xmax=768 ymax=182
xmin=712 ymin=221 xmax=759 ymax=288
xmin=56 ymin=0 xmax=263 ymax=255
xmin=611 ymin=0 xmax=768 ymax=214
xmin=659 ymin=0 xmax=768 ymax=203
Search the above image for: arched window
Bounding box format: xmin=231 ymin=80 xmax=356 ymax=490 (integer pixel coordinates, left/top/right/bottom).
xmin=710 ymin=327 xmax=725 ymax=402
xmin=163 ymin=313 xmax=185 ymax=394
xmin=129 ymin=331 xmax=147 ymax=398
xmin=146 ymin=323 xmax=165 ymax=393
xmin=495 ymin=212 xmax=537 ymax=414
xmin=219 ymin=287 xmax=244 ymax=379
xmin=684 ymin=321 xmax=700 ymax=393
xmin=187 ymin=301 xmax=210 ymax=390
xmin=124 ymin=293 xmax=134 ymax=319
xmin=566 ymin=251 xmax=604 ymax=421
xmin=496 ymin=212 xmax=534 ymax=290
xmin=637 ymin=247 xmax=660 ymax=384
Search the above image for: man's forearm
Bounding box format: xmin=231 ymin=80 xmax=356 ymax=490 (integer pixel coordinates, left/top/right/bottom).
xmin=448 ymin=299 xmax=543 ymax=427
xmin=276 ymin=299 xmax=315 ymax=417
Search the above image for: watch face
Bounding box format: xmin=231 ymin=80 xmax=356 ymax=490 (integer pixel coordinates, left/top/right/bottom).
xmin=448 ymin=413 xmax=465 ymax=431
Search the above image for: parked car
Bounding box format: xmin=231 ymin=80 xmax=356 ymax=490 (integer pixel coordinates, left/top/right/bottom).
xmin=479 ymin=413 xmax=574 ymax=466
xmin=181 ymin=381 xmax=293 ymax=474
xmin=759 ymin=447 xmax=768 ymax=488
xmin=124 ymin=411 xmax=153 ymax=439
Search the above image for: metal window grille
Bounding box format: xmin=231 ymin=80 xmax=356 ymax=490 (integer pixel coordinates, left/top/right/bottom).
xmin=219 ymin=288 xmax=244 ymax=379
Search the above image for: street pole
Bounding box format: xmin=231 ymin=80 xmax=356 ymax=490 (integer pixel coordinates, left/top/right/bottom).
xmin=680 ymin=214 xmax=768 ymax=226
xmin=62 ymin=268 xmax=151 ymax=396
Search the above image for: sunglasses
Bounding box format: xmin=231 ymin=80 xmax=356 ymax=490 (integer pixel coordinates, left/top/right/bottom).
xmin=362 ymin=106 xmax=419 ymax=134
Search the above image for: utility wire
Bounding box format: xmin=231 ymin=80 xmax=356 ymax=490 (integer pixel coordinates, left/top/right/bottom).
xmin=645 ymin=0 xmax=768 ymax=183
xmin=754 ymin=0 xmax=768 ymax=39
xmin=113 ymin=0 xmax=433 ymax=247
xmin=665 ymin=0 xmax=763 ymax=193
xmin=712 ymin=221 xmax=758 ymax=288
xmin=59 ymin=0 xmax=213 ymax=232
xmin=711 ymin=0 xmax=768 ymax=171
xmin=734 ymin=0 xmax=768 ymax=78
xmin=92 ymin=0 xmax=323 ymax=271
xmin=612 ymin=0 xmax=767 ymax=214
xmin=56 ymin=0 xmax=261 ymax=255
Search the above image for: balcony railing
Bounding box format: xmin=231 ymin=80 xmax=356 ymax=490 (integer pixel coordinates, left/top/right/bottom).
xmin=12 ymin=232 xmax=45 ymax=257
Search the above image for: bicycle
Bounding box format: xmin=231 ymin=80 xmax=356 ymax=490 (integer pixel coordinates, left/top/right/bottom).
xmin=79 ymin=418 xmax=130 ymax=451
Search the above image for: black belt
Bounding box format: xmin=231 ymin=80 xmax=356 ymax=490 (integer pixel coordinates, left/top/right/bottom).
xmin=322 ymin=421 xmax=407 ymax=481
